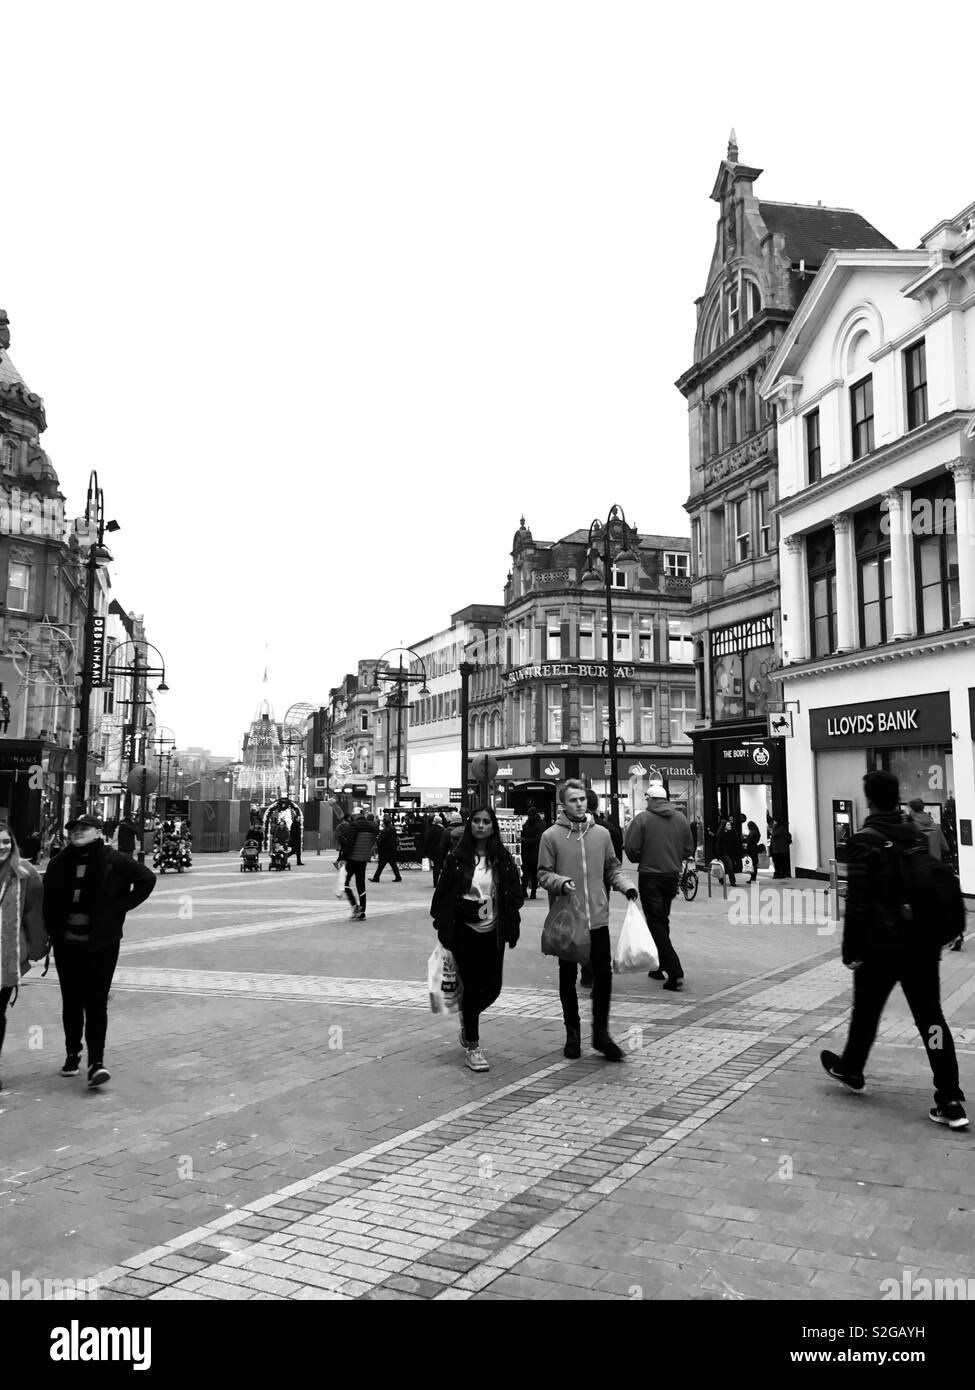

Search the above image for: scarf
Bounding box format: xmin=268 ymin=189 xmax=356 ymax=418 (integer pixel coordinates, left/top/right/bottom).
xmin=0 ymin=865 xmax=24 ymax=991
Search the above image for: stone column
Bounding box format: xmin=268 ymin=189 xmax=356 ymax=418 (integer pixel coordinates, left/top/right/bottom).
xmin=832 ymin=513 xmax=856 ymax=652
xmin=883 ymin=487 xmax=915 ymax=640
xmin=949 ymin=459 xmax=975 ymax=624
xmin=782 ymin=535 xmax=808 ymax=663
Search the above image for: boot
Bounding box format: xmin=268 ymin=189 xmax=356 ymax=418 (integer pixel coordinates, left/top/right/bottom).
xmin=563 ymin=1028 xmax=581 ymax=1060
xmin=591 ymin=1028 xmax=624 ymax=1062
xmin=357 ymin=892 xmax=367 ymax=921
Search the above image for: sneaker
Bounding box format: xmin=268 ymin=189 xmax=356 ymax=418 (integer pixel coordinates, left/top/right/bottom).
xmin=563 ymin=1028 xmax=581 ymax=1060
xmin=60 ymin=1055 xmax=81 ymax=1077
xmin=820 ymin=1050 xmax=865 ymax=1092
xmin=929 ymin=1101 xmax=969 ymax=1130
xmin=663 ymin=977 xmax=684 ymax=992
xmin=465 ymin=1046 xmax=489 ymax=1073
xmin=647 ymin=969 xmax=665 ymax=981
xmin=591 ymin=1029 xmax=624 ymax=1062
xmin=87 ymin=1064 xmax=110 ymax=1088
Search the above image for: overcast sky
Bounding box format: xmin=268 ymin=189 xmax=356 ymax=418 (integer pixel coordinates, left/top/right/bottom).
xmin=3 ymin=1 xmax=972 ymax=753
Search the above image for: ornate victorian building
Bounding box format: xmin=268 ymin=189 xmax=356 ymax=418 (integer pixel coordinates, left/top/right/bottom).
xmin=676 ymin=136 xmax=894 ymax=852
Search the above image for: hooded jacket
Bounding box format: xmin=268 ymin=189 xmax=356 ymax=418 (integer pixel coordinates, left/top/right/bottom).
xmin=0 ymin=862 xmax=46 ymax=990
xmin=537 ymin=811 xmax=634 ymax=930
xmin=624 ymin=801 xmax=694 ymax=876
xmin=346 ymin=817 xmax=379 ymax=863
xmin=842 ymin=812 xmax=933 ymax=965
xmin=908 ymin=809 xmax=949 ymax=861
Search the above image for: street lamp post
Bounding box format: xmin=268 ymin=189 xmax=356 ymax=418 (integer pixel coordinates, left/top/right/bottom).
xmin=73 ymin=471 xmax=119 ymax=816
xmin=105 ymin=640 xmax=169 ymax=861
xmin=373 ymin=649 xmax=430 ymax=807
xmin=582 ymin=506 xmax=640 ymax=832
xmin=459 ymin=661 xmax=475 ymax=814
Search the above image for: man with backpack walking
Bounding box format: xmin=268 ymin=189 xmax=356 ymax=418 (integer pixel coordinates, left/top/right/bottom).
xmin=821 ymin=770 xmax=967 ymax=1129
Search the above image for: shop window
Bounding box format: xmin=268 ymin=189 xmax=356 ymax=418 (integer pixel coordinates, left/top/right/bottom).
xmin=905 ymin=340 xmax=928 ymax=431
xmin=669 ymin=689 xmax=696 ymax=743
xmin=6 ymin=561 xmax=30 ymax=612
xmin=640 ymin=689 xmax=655 ymax=743
xmin=807 ymin=525 xmax=837 ymax=657
xmin=850 ymin=375 xmax=874 ymax=460
xmin=805 ymin=409 xmax=821 ymax=484
xmin=638 ymin=615 xmax=654 ymax=663
xmin=546 ymin=611 xmax=561 ymax=661
xmin=667 ymin=620 xmax=693 ymax=664
xmin=913 ymin=475 xmax=960 ymax=633
xmin=580 ymin=685 xmax=596 ymax=743
xmin=855 ymin=505 xmax=892 ymax=646
xmin=546 ymin=686 xmax=562 ymax=742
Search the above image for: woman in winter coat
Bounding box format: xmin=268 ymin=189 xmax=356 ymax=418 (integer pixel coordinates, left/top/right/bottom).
xmin=715 ymin=818 xmax=738 ymax=887
xmin=0 ymin=824 xmax=47 ymax=1092
xmin=744 ymin=821 xmax=762 ymax=883
xmin=769 ymin=820 xmax=793 ymax=879
xmin=431 ymin=805 xmax=523 ymax=1074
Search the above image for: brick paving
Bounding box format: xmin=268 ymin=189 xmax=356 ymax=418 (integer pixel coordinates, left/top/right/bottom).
xmin=0 ymin=854 xmax=972 ymax=1301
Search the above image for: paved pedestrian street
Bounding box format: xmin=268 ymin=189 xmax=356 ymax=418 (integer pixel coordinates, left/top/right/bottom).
xmin=2 ymin=856 xmax=973 ymax=1303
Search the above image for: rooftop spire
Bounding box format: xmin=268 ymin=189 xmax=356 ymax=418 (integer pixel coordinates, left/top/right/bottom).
xmin=727 ymin=128 xmax=739 ymax=163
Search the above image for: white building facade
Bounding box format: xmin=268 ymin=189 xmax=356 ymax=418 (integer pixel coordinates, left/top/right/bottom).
xmin=761 ymin=207 xmax=975 ymax=894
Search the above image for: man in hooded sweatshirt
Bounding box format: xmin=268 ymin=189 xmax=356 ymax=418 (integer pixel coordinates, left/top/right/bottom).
xmin=906 ymin=798 xmax=949 ymax=861
xmin=820 ymin=770 xmax=967 ymax=1130
xmin=537 ymin=778 xmax=637 ymax=1062
xmin=624 ymin=782 xmax=694 ymax=991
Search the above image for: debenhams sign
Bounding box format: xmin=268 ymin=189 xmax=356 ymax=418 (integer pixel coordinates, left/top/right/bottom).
xmin=809 ymin=692 xmax=951 ymax=750
xmin=506 ymin=663 xmax=636 ymax=686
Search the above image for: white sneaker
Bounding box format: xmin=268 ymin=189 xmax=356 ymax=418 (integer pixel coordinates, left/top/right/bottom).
xmin=465 ymin=1045 xmax=489 ymax=1072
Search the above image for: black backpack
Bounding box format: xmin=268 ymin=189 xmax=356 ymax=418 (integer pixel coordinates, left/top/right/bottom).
xmin=860 ymin=828 xmax=965 ymax=948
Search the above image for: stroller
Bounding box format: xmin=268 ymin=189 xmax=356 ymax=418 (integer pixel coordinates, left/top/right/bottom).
xmin=240 ymin=840 xmax=262 ymax=872
xmin=269 ymin=841 xmax=291 ymax=872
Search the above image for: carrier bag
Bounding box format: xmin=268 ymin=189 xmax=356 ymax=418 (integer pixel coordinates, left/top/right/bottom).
xmin=427 ymin=944 xmax=463 ymax=1014
xmin=540 ymin=895 xmax=591 ymax=965
xmin=612 ymin=899 xmax=658 ymax=974
xmin=334 ymin=874 xmax=348 ymax=899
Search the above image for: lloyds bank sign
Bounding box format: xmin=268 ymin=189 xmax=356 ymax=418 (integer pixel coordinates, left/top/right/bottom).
xmin=809 ymin=691 xmax=951 ymax=751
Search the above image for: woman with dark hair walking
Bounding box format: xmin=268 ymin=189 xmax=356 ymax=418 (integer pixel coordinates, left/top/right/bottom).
xmin=744 ymin=821 xmax=762 ymax=883
xmin=431 ymin=805 xmax=523 ymax=1073
xmin=0 ymin=824 xmax=48 ymax=1091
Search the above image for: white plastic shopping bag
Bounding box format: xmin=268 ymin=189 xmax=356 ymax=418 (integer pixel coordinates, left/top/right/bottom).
xmin=421 ymin=857 xmax=431 ymax=872
xmin=427 ymin=944 xmax=463 ymax=1014
xmin=612 ymin=899 xmax=658 ymax=974
xmin=334 ymin=874 xmax=347 ymax=899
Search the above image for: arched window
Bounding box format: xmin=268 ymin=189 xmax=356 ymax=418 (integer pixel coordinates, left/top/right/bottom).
xmin=470 ymin=716 xmax=480 ymax=750
xmin=744 ymin=279 xmax=762 ymax=321
xmin=491 ymin=711 xmax=502 ymax=747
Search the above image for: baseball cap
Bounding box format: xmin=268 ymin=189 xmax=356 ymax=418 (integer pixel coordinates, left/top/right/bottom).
xmin=66 ymin=813 xmax=104 ymax=831
xmin=646 ymin=784 xmax=667 ymax=800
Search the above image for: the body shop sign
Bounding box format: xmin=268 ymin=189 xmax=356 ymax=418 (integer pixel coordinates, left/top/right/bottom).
xmin=810 ymin=692 xmax=951 ymax=750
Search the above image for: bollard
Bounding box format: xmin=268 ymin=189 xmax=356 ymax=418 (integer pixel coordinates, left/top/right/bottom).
xmin=317 ymin=832 xmax=321 ymax=857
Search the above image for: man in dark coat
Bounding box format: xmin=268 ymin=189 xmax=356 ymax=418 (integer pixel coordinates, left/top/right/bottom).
xmin=820 ymin=770 xmax=967 ymax=1130
xmin=43 ymin=813 xmax=156 ymax=1088
xmin=289 ymin=817 xmax=303 ymax=865
xmin=426 ymin=815 xmax=447 ymax=886
xmin=116 ymin=816 xmax=138 ymax=857
xmin=519 ymin=807 xmax=545 ymax=899
xmin=371 ymin=815 xmax=402 ymax=883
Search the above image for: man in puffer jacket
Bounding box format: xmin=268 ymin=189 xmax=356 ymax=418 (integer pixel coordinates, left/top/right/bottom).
xmin=538 ymin=779 xmax=637 ymax=1062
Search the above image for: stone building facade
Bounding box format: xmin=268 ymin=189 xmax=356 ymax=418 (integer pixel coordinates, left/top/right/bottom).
xmin=676 ymin=135 xmax=894 ymax=853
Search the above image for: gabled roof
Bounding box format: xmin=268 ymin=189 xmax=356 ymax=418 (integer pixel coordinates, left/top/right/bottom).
xmin=758 ymin=201 xmax=896 ymax=267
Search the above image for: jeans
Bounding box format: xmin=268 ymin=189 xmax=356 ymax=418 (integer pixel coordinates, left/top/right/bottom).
xmin=841 ymin=950 xmax=964 ymax=1105
xmin=559 ymin=924 xmax=612 ymax=1033
xmin=53 ymin=942 xmax=120 ymax=1066
xmin=345 ymin=861 xmax=367 ymax=908
xmin=451 ymin=923 xmax=504 ymax=1046
xmin=372 ymin=855 xmax=401 ymax=882
xmin=638 ymin=874 xmax=683 ymax=980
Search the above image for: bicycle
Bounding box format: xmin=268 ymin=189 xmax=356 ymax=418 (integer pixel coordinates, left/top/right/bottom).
xmin=679 ymin=855 xmax=699 ymax=902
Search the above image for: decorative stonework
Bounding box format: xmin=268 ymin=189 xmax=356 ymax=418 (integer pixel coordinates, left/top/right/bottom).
xmin=704 ymin=429 xmax=770 ymax=486
xmin=783 ymin=535 xmax=803 ymax=554
xmin=830 ymin=513 xmax=851 ymax=534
